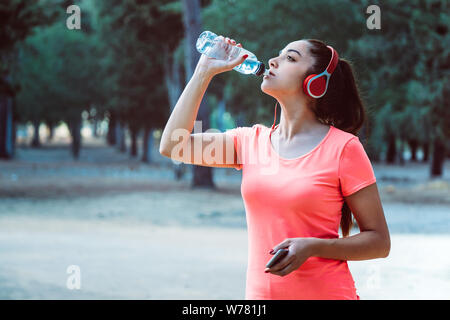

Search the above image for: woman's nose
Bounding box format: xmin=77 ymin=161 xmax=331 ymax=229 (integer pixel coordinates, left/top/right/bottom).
xmin=269 ymin=57 xmax=277 ymax=69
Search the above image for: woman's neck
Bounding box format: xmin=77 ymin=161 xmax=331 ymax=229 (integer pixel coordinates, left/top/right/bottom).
xmin=275 ymin=98 xmax=324 ymax=141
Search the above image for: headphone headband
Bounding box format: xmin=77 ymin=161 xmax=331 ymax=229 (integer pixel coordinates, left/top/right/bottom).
xmin=325 ymin=45 xmax=339 ymax=75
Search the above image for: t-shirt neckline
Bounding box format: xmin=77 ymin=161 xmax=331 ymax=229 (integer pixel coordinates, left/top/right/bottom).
xmin=268 ymin=124 xmax=334 ymax=161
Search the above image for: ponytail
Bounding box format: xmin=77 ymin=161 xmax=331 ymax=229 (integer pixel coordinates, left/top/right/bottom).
xmin=306 ymin=39 xmax=367 ymax=237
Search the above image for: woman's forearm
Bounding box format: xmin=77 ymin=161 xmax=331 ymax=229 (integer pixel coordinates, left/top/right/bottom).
xmin=310 ymin=230 xmax=390 ymax=261
xmin=159 ymin=68 xmax=213 ymax=155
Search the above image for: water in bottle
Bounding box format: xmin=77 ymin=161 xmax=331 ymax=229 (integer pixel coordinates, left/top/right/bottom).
xmin=196 ymin=30 xmax=269 ymax=77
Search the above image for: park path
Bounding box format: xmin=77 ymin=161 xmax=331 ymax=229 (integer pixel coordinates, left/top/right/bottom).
xmin=0 ymin=138 xmax=449 ymax=299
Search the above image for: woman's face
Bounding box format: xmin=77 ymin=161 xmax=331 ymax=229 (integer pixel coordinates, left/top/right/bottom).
xmin=261 ymin=40 xmax=315 ymax=98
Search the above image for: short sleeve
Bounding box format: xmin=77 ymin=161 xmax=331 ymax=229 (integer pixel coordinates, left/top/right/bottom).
xmin=339 ymin=137 xmax=377 ymax=197
xmin=225 ymin=126 xmax=253 ymax=171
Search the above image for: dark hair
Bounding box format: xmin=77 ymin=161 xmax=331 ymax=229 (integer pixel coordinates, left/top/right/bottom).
xmin=306 ymin=39 xmax=367 ymax=237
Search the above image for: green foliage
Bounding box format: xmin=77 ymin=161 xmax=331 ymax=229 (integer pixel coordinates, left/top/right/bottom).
xmin=349 ymin=0 xmax=449 ymax=155
xmin=0 ymin=0 xmax=59 ymax=52
xmin=0 ymin=0 xmax=59 ymax=96
xmin=13 ymin=8 xmax=104 ymax=124
xmin=3 ymin=0 xmax=448 ymax=162
xmin=95 ymin=0 xmax=184 ymax=130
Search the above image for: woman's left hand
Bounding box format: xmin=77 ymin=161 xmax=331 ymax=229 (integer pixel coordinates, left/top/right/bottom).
xmin=264 ymin=238 xmax=318 ymax=277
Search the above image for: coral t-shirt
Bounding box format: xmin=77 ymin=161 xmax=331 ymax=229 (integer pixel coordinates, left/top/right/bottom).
xmin=225 ymin=123 xmax=377 ymax=300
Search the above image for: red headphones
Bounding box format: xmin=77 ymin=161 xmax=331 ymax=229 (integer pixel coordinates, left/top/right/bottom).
xmin=302 ymin=45 xmax=339 ymax=99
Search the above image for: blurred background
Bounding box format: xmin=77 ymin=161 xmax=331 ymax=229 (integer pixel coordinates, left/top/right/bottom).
xmin=0 ymin=0 xmax=448 ymax=299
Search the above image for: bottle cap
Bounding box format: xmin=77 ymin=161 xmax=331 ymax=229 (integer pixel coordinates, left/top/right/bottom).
xmin=254 ymin=62 xmax=266 ymax=76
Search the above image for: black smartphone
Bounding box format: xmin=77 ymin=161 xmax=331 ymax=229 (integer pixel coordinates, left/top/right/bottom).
xmin=265 ymin=249 xmax=289 ymax=268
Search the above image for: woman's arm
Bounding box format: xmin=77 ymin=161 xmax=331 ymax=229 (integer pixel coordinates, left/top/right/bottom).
xmin=266 ymin=183 xmax=390 ymax=276
xmin=159 ymin=36 xmax=247 ymax=156
xmin=159 ymin=67 xmax=213 ymax=155
xmin=311 ymin=183 xmax=390 ymax=260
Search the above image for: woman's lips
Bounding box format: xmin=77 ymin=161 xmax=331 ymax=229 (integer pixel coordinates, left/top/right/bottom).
xmin=264 ymin=70 xmax=276 ymax=79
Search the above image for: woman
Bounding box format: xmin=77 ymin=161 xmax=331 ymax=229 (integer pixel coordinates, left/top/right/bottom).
xmin=159 ymin=35 xmax=390 ymax=300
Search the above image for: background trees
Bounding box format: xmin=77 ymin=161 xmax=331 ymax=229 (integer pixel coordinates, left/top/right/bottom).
xmin=1 ymin=0 xmax=448 ymax=179
xmin=0 ymin=0 xmax=59 ymax=158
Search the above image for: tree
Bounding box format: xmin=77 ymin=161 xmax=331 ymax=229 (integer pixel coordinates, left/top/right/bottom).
xmin=95 ymin=0 xmax=181 ymax=162
xmin=182 ymin=0 xmax=216 ymax=188
xmin=0 ymin=0 xmax=58 ymax=158
xmin=14 ymin=5 xmax=105 ymax=159
xmin=345 ymin=0 xmax=448 ymax=175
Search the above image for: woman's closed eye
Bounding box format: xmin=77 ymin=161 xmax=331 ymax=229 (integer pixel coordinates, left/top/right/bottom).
xmin=278 ymin=50 xmax=295 ymax=61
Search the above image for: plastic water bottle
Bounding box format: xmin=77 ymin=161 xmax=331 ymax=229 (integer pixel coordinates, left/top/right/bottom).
xmin=196 ymin=31 xmax=269 ymax=77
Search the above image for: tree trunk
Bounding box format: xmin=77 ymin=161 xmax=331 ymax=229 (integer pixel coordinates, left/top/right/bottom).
xmin=408 ymin=139 xmax=418 ymax=162
xmin=130 ymin=126 xmax=138 ymax=157
xmin=141 ymin=127 xmax=154 ymax=163
xmin=0 ymin=63 xmax=14 ymax=159
xmin=69 ymin=115 xmax=82 ymax=160
xmin=0 ymin=94 xmax=14 ymax=159
xmin=386 ymin=134 xmax=396 ymax=164
xmin=422 ymin=142 xmax=430 ymax=162
xmin=120 ymin=125 xmax=126 ymax=153
xmin=430 ymin=136 xmax=445 ymax=177
xmin=398 ymin=139 xmax=405 ymax=166
xmin=182 ymin=0 xmax=215 ymax=189
xmin=12 ymin=114 xmax=16 ymax=157
xmin=92 ymin=118 xmax=98 ymax=137
xmin=31 ymin=119 xmax=41 ymax=148
xmin=107 ymin=111 xmax=116 ymax=145
xmin=163 ymin=44 xmax=187 ymax=180
xmin=163 ymin=45 xmax=182 ymax=114
xmin=47 ymin=122 xmax=54 ymax=142
xmin=115 ymin=121 xmax=126 ymax=153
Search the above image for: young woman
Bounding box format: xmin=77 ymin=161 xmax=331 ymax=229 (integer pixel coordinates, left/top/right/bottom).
xmin=159 ymin=35 xmax=390 ymax=300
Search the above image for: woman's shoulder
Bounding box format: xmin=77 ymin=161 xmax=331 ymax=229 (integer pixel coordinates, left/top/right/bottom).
xmin=226 ymin=123 xmax=268 ymax=136
xmin=330 ymin=125 xmax=359 ymax=145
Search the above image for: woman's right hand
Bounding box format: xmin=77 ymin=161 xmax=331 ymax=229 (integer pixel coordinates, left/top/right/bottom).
xmin=194 ymin=36 xmax=248 ymax=78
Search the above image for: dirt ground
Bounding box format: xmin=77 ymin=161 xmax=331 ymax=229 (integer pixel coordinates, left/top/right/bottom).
xmin=0 ymin=137 xmax=449 ymax=299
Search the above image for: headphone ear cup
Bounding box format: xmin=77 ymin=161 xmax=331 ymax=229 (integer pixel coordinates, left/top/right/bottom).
xmin=303 ymin=74 xmax=327 ymax=98
xmin=303 ymin=74 xmax=317 ymax=97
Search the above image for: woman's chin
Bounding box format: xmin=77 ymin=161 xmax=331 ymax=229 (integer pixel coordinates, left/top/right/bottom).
xmin=260 ymin=83 xmax=276 ymax=96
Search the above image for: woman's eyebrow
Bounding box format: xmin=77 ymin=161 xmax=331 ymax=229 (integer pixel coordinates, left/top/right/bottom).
xmin=279 ymin=49 xmax=302 ymax=57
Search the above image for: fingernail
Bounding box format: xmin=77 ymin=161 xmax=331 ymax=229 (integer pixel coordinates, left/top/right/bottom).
xmin=243 ymin=54 xmax=248 ymax=59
